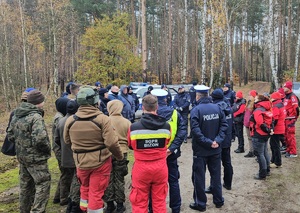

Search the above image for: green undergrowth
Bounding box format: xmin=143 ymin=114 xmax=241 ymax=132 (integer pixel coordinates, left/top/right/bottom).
xmin=0 ymin=156 xmax=65 ymax=212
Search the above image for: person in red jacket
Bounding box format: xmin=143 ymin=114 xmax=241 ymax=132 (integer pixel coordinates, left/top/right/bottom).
xmin=270 ymin=92 xmax=286 ymax=168
xmin=283 ymin=81 xmax=299 ymax=158
xmin=128 ymin=94 xmax=171 ymax=213
xmin=233 ymin=91 xmax=246 ymax=153
xmin=250 ymin=95 xmax=273 ymax=180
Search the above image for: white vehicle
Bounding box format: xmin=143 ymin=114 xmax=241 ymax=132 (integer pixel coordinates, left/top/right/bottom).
xmin=293 ymin=82 xmax=300 ymax=100
xmin=133 ymin=84 xmax=194 ymax=119
xmin=133 ymin=85 xmax=161 ymax=119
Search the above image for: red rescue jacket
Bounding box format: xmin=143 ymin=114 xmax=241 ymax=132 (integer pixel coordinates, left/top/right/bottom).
xmin=272 ymin=100 xmax=286 ymax=134
xmin=249 ymin=100 xmax=273 ymax=138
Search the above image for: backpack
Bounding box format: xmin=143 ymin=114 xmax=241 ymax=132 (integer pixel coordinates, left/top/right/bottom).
xmin=1 ymin=111 xmax=16 ymax=156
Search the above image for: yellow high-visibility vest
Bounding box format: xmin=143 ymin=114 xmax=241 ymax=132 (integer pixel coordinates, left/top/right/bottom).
xmin=167 ymin=110 xmax=178 ymax=147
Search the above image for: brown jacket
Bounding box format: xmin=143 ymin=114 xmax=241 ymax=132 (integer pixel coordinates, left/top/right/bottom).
xmin=107 ymin=100 xmax=131 ymax=154
xmin=64 ymin=105 xmax=123 ymax=169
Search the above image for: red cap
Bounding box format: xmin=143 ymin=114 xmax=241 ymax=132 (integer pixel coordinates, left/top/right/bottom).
xmin=270 ymin=92 xmax=282 ymax=100
xmin=283 ymin=81 xmax=293 ymax=90
xmin=236 ymin=91 xmax=243 ymax=99
xmin=249 ymin=90 xmax=257 ymax=98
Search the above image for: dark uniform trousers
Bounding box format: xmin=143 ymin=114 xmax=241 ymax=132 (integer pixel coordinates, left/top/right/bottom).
xmin=234 ymin=122 xmax=244 ymax=150
xmin=221 ymin=147 xmax=233 ymax=188
xmin=179 ymin=112 xmax=188 ymax=140
xmin=167 ymin=156 xmax=181 ymax=213
xmin=192 ymin=154 xmax=223 ymax=209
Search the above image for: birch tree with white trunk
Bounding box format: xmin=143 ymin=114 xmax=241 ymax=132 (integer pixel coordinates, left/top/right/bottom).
xmin=268 ymin=0 xmax=279 ymax=89
xmin=293 ymin=21 xmax=300 ymax=81
xmin=18 ymin=0 xmax=28 ymax=88
xmin=181 ymin=0 xmax=188 ymax=83
xmin=141 ymin=0 xmax=147 ymax=72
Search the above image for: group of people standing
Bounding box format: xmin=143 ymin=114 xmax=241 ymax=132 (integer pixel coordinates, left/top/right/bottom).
xmin=231 ymin=81 xmax=298 ymax=181
xmin=4 ymin=79 xmax=298 ymax=213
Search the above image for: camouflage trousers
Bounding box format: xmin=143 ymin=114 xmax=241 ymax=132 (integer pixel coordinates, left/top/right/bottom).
xmin=103 ymin=154 xmax=129 ymax=203
xmin=69 ymin=170 xmax=81 ymax=203
xmin=19 ymin=162 xmax=51 ymax=213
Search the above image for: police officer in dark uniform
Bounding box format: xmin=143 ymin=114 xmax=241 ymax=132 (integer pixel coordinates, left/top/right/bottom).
xmin=143 ymin=86 xmax=154 ymax=97
xmin=206 ymin=89 xmax=234 ymax=194
xmin=190 ymin=85 xmax=228 ymax=212
xmin=152 ymin=89 xmax=186 ymax=213
xmin=189 ymin=81 xmax=197 ymax=107
xmin=173 ymin=86 xmax=190 ymax=143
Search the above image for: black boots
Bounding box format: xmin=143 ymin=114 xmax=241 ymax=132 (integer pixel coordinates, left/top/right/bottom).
xmin=244 ymin=151 xmax=255 ymax=158
xmin=106 ymin=201 xmax=125 ymax=213
xmin=106 ymin=201 xmax=116 ymax=213
xmin=116 ymin=202 xmax=126 ymax=213
xmin=66 ymin=198 xmax=84 ymax=213
xmin=234 ymin=148 xmax=245 ymax=153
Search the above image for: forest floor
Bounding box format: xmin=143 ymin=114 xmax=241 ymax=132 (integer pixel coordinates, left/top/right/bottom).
xmin=0 ymin=81 xmax=300 ymax=213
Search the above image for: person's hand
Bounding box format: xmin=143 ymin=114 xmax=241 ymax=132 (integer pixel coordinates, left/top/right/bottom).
xmin=211 ymin=141 xmax=219 ymax=148
xmin=270 ymin=129 xmax=274 ymax=135
xmin=179 ymin=107 xmax=183 ymax=111
xmin=167 ymin=149 xmax=172 ymax=156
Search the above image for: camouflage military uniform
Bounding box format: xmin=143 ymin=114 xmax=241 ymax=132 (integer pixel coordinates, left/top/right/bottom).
xmin=103 ymin=154 xmax=129 ymax=203
xmin=7 ymin=102 xmax=51 ymax=213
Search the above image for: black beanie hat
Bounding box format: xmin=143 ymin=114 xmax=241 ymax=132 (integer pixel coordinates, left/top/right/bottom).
xmin=211 ymin=88 xmax=224 ymax=100
xmin=66 ymin=100 xmax=79 ymax=114
xmin=27 ymin=90 xmax=45 ymax=105
xmin=99 ymin=88 xmax=108 ymax=97
xmin=55 ymin=97 xmax=69 ymax=116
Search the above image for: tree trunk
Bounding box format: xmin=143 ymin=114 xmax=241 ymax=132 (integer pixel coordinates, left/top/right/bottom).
xmin=18 ymin=0 xmax=28 ymax=88
xmin=224 ymin=0 xmax=233 ymax=85
xmin=269 ymin=0 xmax=279 ymax=89
xmin=141 ymin=0 xmax=147 ymax=72
xmin=181 ymin=0 xmax=188 ymax=83
xmin=131 ymin=0 xmax=137 ymax=55
xmin=167 ymin=0 xmax=173 ymax=84
xmin=50 ymin=0 xmax=58 ymax=96
xmin=293 ymin=20 xmax=300 ymax=81
xmin=201 ymin=0 xmax=207 ymax=84
xmin=209 ymin=0 xmax=215 ymax=88
xmin=287 ymin=0 xmax=292 ymax=70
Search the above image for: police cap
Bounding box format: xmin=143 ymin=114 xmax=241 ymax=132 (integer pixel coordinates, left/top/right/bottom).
xmin=194 ymin=85 xmax=210 ymax=93
xmin=151 ymin=89 xmax=168 ymax=99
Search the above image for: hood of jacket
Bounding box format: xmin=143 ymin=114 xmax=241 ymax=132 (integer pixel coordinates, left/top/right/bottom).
xmin=213 ymin=99 xmax=231 ymax=116
xmin=120 ymin=85 xmax=128 ymax=96
xmin=55 ymin=97 xmax=69 ymax=116
xmin=76 ymin=105 xmax=102 ymax=118
xmin=15 ymin=102 xmax=42 ymax=118
xmin=107 ymin=100 xmax=123 ymax=116
xmin=141 ymin=113 xmax=167 ymax=130
xmin=157 ymin=104 xmax=173 ymax=120
xmin=254 ymin=100 xmax=272 ymax=111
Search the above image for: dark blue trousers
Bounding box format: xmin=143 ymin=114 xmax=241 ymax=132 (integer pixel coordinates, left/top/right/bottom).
xmin=221 ymin=147 xmax=233 ymax=188
xmin=167 ymin=157 xmax=181 ymax=213
xmin=192 ymin=154 xmax=224 ymax=208
xmin=180 ymin=112 xmax=188 ymax=140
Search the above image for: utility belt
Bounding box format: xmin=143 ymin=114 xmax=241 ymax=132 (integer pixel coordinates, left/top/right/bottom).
xmin=74 ymin=146 xmax=106 ymax=154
